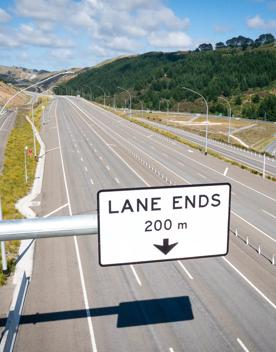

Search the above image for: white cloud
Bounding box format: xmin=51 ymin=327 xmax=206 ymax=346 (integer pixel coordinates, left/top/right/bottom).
xmin=148 ymin=31 xmax=192 ymax=49
xmin=9 ymin=0 xmax=193 ymax=68
xmin=18 ymin=23 xmax=74 ymax=48
xmin=0 ymin=8 xmax=11 ymax=22
xmin=247 ymin=14 xmax=276 ymax=29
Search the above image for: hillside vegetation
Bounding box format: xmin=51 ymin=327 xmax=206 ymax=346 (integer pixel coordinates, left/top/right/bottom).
xmin=57 ymin=34 xmax=276 ymax=121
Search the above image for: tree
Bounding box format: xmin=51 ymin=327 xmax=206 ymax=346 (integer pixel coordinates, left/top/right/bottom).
xmin=198 ymin=43 xmax=213 ymax=51
xmin=255 ymin=33 xmax=275 ymax=46
xmin=216 ymin=42 xmax=226 ymax=50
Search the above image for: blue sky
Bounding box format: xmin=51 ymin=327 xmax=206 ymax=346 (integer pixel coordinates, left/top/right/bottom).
xmin=0 ymin=0 xmax=275 ymax=71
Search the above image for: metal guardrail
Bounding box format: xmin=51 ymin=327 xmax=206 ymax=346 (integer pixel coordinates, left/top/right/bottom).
xmin=0 ymin=214 xmax=98 ymax=241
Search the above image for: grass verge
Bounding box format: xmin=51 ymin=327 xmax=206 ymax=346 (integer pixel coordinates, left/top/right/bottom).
xmin=102 ymin=106 xmax=276 ymax=182
xmin=0 ymin=97 xmax=48 ymax=285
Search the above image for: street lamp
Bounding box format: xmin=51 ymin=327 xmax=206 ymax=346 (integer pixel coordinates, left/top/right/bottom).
xmin=24 ymin=146 xmax=28 ymax=183
xmin=96 ymin=85 xmax=106 ymax=107
xmin=218 ymin=96 xmax=232 ymax=143
xmin=0 ymin=71 xmax=73 ymax=116
xmin=117 ymin=86 xmax=132 ymax=117
xmin=81 ymin=85 xmax=93 ymax=101
xmin=182 ymin=86 xmax=209 ymax=155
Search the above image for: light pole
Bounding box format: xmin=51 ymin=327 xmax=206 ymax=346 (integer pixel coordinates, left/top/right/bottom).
xmin=117 ymin=86 xmax=132 ymax=117
xmin=42 ymin=105 xmax=46 ymax=124
xmin=82 ymin=86 xmax=93 ymax=101
xmin=24 ymin=146 xmax=28 ymax=183
xmin=0 ymin=71 xmax=73 ymax=116
xmin=219 ymin=96 xmax=232 ymax=143
xmin=96 ymin=85 xmax=106 ymax=107
xmin=182 ymin=86 xmax=209 ymax=155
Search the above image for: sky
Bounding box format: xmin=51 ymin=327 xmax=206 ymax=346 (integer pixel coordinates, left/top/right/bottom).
xmin=0 ymin=0 xmax=275 ymax=71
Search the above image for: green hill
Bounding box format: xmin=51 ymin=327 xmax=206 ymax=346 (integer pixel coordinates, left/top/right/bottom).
xmin=56 ymin=41 xmax=276 ymax=121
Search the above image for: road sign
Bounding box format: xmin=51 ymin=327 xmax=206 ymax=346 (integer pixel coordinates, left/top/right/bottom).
xmin=97 ymin=183 xmax=231 ymax=266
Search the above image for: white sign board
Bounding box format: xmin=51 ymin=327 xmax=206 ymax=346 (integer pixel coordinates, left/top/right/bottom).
xmin=97 ymin=183 xmax=231 ymax=266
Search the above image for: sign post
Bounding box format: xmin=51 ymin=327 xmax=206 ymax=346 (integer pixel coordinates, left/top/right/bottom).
xmin=97 ymin=183 xmax=231 ymax=266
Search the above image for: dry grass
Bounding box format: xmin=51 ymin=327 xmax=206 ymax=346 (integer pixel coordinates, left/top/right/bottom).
xmin=0 ymin=82 xmax=29 ymax=108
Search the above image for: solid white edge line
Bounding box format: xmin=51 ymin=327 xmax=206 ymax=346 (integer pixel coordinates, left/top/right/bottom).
xmin=65 ymin=98 xmax=150 ymax=187
xmin=66 ymin=97 xmax=190 ymax=185
xmin=237 ymin=338 xmax=250 ymax=352
xmin=43 ymin=203 xmax=69 ymax=218
xmin=223 ymin=257 xmax=276 ymax=310
xmin=82 ymin=98 xmax=276 ymax=202
xmin=177 ymin=261 xmax=194 ymax=280
xmin=130 ymin=265 xmax=142 ymax=286
xmin=67 ymin=97 xmax=276 ymax=311
xmin=262 ymin=209 xmax=276 ymax=219
xmin=56 ymin=98 xmax=98 ymax=352
xmin=223 ymin=167 xmax=228 ymax=176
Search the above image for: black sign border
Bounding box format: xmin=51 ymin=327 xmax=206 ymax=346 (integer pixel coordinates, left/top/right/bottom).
xmin=97 ymin=182 xmax=231 ymax=267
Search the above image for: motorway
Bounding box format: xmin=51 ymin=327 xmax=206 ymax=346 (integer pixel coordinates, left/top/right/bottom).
xmin=14 ymin=96 xmax=276 ymax=352
xmin=0 ymin=111 xmax=16 ymax=171
xmin=136 ymin=117 xmax=276 ymax=177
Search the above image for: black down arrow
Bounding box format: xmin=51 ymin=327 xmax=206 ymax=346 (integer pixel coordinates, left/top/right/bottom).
xmin=153 ymin=238 xmax=178 ymax=255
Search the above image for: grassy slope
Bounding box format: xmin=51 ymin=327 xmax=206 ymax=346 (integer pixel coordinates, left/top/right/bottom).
xmin=0 ymin=97 xmax=48 ymax=285
xmin=58 ymin=44 xmax=276 ymax=121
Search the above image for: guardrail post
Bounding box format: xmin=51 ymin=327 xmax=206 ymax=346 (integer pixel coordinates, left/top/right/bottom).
xmin=235 ymin=228 xmax=238 ymax=237
xmin=272 ymin=254 xmax=275 ymax=265
xmin=258 ymin=244 xmax=261 ymax=254
xmin=246 ymin=236 xmax=249 ymax=245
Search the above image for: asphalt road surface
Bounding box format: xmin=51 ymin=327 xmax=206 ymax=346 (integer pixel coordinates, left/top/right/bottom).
xmin=137 ymin=117 xmax=276 ymax=177
xmin=14 ymin=96 xmax=276 ymax=352
xmin=0 ymin=111 xmax=16 ymax=171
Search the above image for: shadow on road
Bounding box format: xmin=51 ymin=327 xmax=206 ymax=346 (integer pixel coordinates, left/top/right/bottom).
xmin=0 ymin=296 xmax=193 ymax=328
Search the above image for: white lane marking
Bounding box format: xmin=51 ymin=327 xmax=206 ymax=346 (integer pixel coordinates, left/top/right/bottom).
xmin=130 ymin=265 xmax=142 ymax=286
xmin=237 ymin=338 xmax=250 ymax=352
xmin=262 ymin=209 xmax=276 ymax=219
xmin=45 ymin=147 xmax=60 ymax=153
xmin=84 ymin=166 xmax=88 ymax=172
xmin=232 ymin=210 xmax=275 ymax=242
xmin=67 ymin=98 xmax=276 ymax=311
xmin=44 ymin=203 xmax=69 ymax=218
xmin=223 ymin=167 xmax=228 ymax=176
xmin=90 ymin=178 xmax=94 ymax=185
xmin=188 ymin=149 xmax=193 ymax=153
xmin=0 ymin=117 xmax=9 ymax=130
xmin=197 ymin=172 xmax=207 ymax=179
xmin=169 ymin=348 xmax=175 ymax=352
xmin=81 ymin=157 xmax=84 ymax=162
xmin=68 ymin=98 xmax=191 ymax=185
xmin=56 ymin=99 xmax=98 ymax=352
xmin=115 ymin=177 xmax=120 ymax=184
xmin=106 ymin=165 xmax=110 ymax=171
xmin=177 ymin=261 xmax=194 ymax=280
xmin=223 ymin=257 xmax=276 ymax=310
xmin=66 ymin=98 xmax=150 ymax=186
